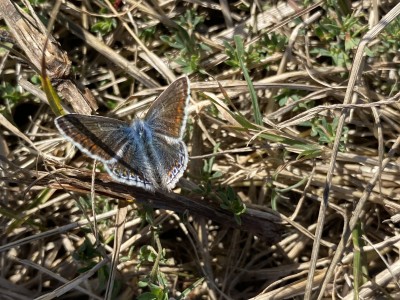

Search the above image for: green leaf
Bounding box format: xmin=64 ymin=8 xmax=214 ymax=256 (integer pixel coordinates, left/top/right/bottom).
xmin=234 ymin=35 xmax=263 ymax=126
xmin=91 ymin=18 xmax=117 ymax=35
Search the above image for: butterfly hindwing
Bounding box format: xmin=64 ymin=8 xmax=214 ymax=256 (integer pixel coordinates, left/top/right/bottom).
xmin=152 ymin=134 xmax=188 ymax=190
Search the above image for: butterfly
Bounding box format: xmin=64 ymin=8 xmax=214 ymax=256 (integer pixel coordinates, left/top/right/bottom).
xmin=54 ymin=76 xmax=190 ymax=192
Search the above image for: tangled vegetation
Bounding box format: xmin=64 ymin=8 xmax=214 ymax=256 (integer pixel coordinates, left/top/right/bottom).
xmin=0 ymin=0 xmax=399 ymax=299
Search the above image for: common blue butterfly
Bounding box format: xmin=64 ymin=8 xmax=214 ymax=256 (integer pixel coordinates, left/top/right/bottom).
xmin=55 ymin=76 xmax=190 ymax=191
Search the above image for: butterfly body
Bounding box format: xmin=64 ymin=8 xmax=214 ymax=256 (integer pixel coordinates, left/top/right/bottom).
xmin=55 ymin=76 xmax=190 ymax=192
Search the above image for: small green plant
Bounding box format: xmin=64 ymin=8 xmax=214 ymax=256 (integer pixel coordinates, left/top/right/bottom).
xmin=0 ymin=82 xmax=29 ymax=103
xmin=196 ymin=179 xmax=247 ymax=225
xmin=376 ymin=18 xmax=400 ymax=55
xmin=225 ymin=32 xmax=288 ymax=67
xmin=73 ymin=244 xmax=98 ymax=271
xmin=270 ymin=176 xmax=309 ymax=210
xmin=323 ymin=0 xmax=352 ymax=17
xmin=136 ymin=240 xmax=204 ymax=299
xmin=217 ymin=186 xmax=246 ymax=225
xmin=201 ymin=143 xmax=223 ymax=182
xmin=72 ymin=236 xmax=115 ymax=296
xmin=224 ymin=36 xmax=263 ymax=125
xmin=140 ymin=25 xmax=157 ymax=44
xmin=137 ymin=245 xmax=165 ymax=267
xmin=259 ymin=32 xmax=288 ymax=55
xmin=91 ymin=9 xmax=117 ymax=35
xmin=160 ymin=10 xmax=211 ymax=73
xmin=301 ymin=116 xmax=348 ymax=151
xmin=311 ymin=15 xmax=367 ymax=68
xmin=134 ymin=213 xmax=174 ymax=299
xmin=138 ymin=274 xmax=203 ymax=300
xmin=0 ymin=82 xmax=30 ymax=118
xmin=274 ymin=88 xmax=307 ymax=108
xmin=194 ymin=143 xmax=246 ymax=224
xmin=224 ymin=40 xmax=243 ymax=68
xmin=367 ymin=18 xmax=400 ymax=94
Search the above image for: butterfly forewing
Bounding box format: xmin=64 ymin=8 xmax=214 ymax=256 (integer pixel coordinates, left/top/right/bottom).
xmin=145 ymin=76 xmax=190 ymax=139
xmin=55 ymin=114 xmax=131 ymax=163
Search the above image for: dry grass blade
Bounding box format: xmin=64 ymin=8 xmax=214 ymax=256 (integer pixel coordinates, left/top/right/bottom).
xmin=104 ymin=201 xmax=128 ymax=300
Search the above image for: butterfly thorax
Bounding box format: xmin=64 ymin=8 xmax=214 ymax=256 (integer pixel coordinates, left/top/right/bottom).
xmin=129 ymin=119 xmax=152 ymax=139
